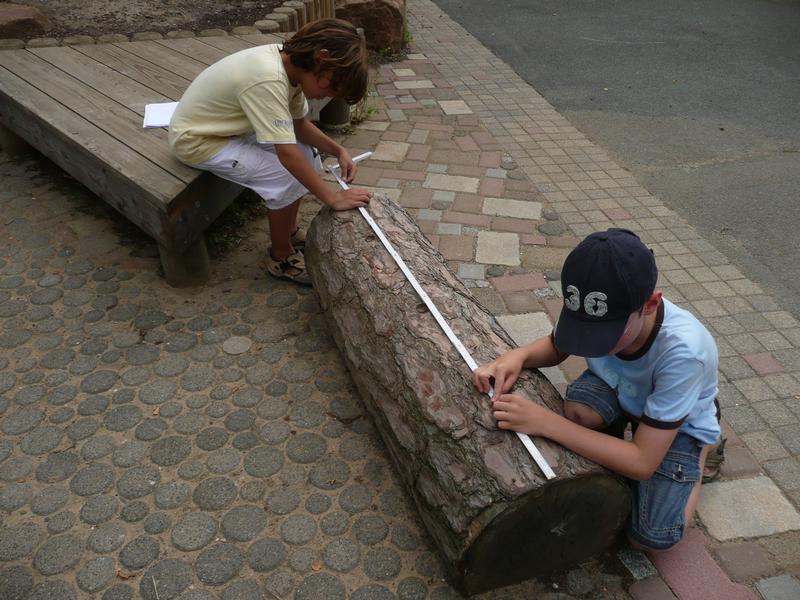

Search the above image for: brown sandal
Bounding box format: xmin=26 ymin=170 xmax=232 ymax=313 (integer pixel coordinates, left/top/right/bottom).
xmin=265 ymin=250 xmax=311 ymax=285
xmin=702 ymin=437 xmax=727 ymax=484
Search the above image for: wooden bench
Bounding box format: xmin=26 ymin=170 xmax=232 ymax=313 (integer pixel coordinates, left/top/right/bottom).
xmin=0 ymin=32 xmax=330 ymax=287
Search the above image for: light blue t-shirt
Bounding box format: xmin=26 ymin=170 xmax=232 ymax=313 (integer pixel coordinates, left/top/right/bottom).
xmin=586 ymin=299 xmax=721 ymax=445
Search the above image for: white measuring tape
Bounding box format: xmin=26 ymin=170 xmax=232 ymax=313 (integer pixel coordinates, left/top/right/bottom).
xmin=326 ymin=152 xmax=556 ymax=480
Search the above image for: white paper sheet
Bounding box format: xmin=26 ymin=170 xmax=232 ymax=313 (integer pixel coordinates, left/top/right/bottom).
xmin=143 ymin=102 xmax=178 ymax=128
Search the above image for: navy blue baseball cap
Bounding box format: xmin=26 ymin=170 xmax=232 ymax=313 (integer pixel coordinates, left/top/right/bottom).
xmin=553 ymin=229 xmax=658 ymax=357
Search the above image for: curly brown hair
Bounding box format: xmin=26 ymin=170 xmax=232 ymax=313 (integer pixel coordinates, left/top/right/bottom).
xmin=282 ymin=18 xmax=368 ymax=105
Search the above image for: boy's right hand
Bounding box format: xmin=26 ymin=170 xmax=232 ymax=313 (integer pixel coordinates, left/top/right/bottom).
xmin=329 ymin=188 xmax=373 ymax=211
xmin=471 ymin=349 xmax=526 ymax=401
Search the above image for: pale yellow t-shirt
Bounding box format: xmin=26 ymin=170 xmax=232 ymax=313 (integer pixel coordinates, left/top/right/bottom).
xmin=169 ymin=44 xmax=308 ymax=165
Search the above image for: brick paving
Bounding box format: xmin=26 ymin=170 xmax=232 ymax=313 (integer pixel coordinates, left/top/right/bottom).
xmin=1 ymin=0 xmax=800 ymax=598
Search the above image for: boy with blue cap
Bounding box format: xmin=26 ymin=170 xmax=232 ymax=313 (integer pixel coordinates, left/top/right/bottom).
xmin=473 ymin=228 xmax=721 ymax=551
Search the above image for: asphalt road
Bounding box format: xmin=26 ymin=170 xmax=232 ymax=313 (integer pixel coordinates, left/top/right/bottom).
xmin=431 ymin=0 xmax=800 ymax=317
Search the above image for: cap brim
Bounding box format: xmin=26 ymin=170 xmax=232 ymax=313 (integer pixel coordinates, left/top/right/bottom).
xmin=553 ymin=309 xmax=629 ymax=358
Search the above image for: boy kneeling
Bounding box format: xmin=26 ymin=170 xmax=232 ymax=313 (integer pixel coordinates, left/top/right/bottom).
xmin=473 ymin=229 xmax=720 ymax=551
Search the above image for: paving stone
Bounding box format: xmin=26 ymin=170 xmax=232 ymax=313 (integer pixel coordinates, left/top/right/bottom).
xmin=76 ymin=556 xmax=115 ymax=593
xmin=476 ymin=231 xmax=520 ymax=266
xmin=119 ymin=535 xmax=160 ymax=570
xmin=629 ymin=576 xmax=678 ymax=600
xmin=140 ymin=559 xmax=191 ymax=600
xmin=135 ymin=417 xmax=168 ymax=440
xmin=438 ymin=100 xmax=472 ymax=114
xmin=713 ymin=541 xmax=776 ymax=581
xmin=150 ymin=435 xmax=191 ymax=466
xmin=364 ymin=546 xmax=402 ymax=581
xmin=391 ymin=524 xmax=420 ymax=551
xmin=323 ymin=538 xmax=360 ymax=572
xmin=197 ymin=426 xmax=229 ymax=450
xmin=88 ymin=522 xmax=126 ymax=553
xmin=0 ymin=455 xmax=33 ymax=481
xmin=247 ymin=537 xmax=286 ymax=572
xmin=206 ymin=448 xmax=241 ymax=473
xmin=483 ymin=197 xmax=542 ymax=220
xmin=66 ymin=416 xmax=101 ymax=441
xmin=497 ymin=312 xmax=553 ymax=347
xmin=117 ymin=465 xmax=160 ymax=499
xmin=221 ymin=504 xmax=267 ymax=541
xmin=755 ymin=575 xmax=800 ymax=600
xmin=195 ymin=543 xmax=243 ymax=585
xmin=423 ymin=173 xmax=479 ymax=193
xmin=699 ymin=476 xmax=800 ymax=540
xmin=0 ymin=482 xmax=31 ymax=512
xmin=31 ymin=485 xmax=68 ymax=515
xmin=617 ymin=547 xmax=657 ymax=580
xmin=244 ymin=446 xmax=284 ymax=477
xmin=112 ymin=439 xmax=147 ymax=466
xmin=154 ymin=481 xmax=191 ymax=509
xmin=70 ymin=462 xmax=114 ymax=496
xmin=33 ymin=534 xmax=82 ymax=575
xmin=120 ymin=500 xmax=149 ymax=522
xmin=2 ymin=405 xmax=45 ymax=434
xmin=193 ymin=477 xmax=237 ymax=510
xmin=0 ymin=522 xmax=45 ymax=560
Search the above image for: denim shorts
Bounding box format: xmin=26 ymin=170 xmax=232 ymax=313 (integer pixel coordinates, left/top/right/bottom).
xmin=566 ymin=370 xmax=702 ymax=550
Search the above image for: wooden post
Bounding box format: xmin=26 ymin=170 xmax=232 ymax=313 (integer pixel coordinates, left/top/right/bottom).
xmin=284 ymin=1 xmax=307 ymax=28
xmin=306 ymin=195 xmax=631 ymax=595
xmin=274 ymin=7 xmax=298 ymax=31
xmin=302 ymin=0 xmax=316 ymax=22
xmin=158 ymin=236 xmax=211 ymax=287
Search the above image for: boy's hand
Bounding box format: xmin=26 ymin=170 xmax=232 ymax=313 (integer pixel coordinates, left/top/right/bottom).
xmin=337 ymin=149 xmax=357 ymax=183
xmin=492 ymin=393 xmax=552 ymax=436
xmin=471 ymin=348 xmax=525 ymax=401
xmin=330 ymin=188 xmax=372 ymax=211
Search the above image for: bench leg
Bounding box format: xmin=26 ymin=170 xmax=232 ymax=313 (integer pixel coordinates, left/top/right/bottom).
xmin=158 ymin=237 xmax=210 ymax=287
xmin=0 ymin=124 xmax=32 ymax=157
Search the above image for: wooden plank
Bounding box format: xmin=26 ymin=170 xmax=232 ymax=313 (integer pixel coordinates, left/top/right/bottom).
xmin=155 ymin=38 xmax=231 ymax=66
xmin=27 ymin=45 xmax=198 ymax=184
xmin=0 ymin=63 xmax=172 ymax=242
xmin=0 ymin=49 xmax=195 ymax=187
xmin=184 ymin=35 xmax=254 ymax=55
xmin=237 ymin=33 xmax=287 ymax=45
xmin=73 ymin=42 xmax=191 ymax=101
xmin=114 ymin=40 xmax=208 ymax=81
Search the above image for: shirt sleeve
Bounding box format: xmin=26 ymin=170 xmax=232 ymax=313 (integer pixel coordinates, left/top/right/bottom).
xmin=642 ymin=357 xmax=704 ymax=429
xmin=238 ymin=81 xmax=297 ymax=144
xmin=288 ymin=87 xmax=309 ymax=120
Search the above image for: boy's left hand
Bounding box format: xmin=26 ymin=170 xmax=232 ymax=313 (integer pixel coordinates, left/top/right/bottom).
xmin=492 ymin=394 xmax=552 ymax=436
xmin=337 ymin=149 xmax=357 ymax=183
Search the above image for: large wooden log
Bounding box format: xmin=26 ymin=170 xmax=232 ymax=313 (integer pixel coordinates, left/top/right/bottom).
xmin=306 ymin=196 xmax=631 ymax=595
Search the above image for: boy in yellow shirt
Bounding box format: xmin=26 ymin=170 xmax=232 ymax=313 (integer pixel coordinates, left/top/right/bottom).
xmin=169 ymin=19 xmax=372 ymax=284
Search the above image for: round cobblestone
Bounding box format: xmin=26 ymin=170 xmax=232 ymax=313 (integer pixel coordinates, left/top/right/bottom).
xmin=119 ymin=536 xmax=160 ymax=570
xmin=0 ymin=455 xmax=33 ymax=481
xmin=81 ymin=435 xmax=115 ymax=460
xmin=222 ymin=336 xmax=252 ymax=355
xmin=220 ymin=504 xmax=266 ymax=542
xmin=164 ymin=332 xmax=197 ymax=352
xmin=70 ymin=463 xmax=114 ymax=496
xmin=112 ymin=440 xmax=147 ymax=467
xmin=196 ymin=426 xmax=228 ymax=451
xmin=48 ymin=384 xmax=77 ymax=406
xmin=88 ymin=522 xmax=126 ymax=553
xmin=259 ymin=421 xmax=291 ymax=444
xmin=31 ymin=485 xmax=68 ymax=515
xmin=20 ymin=425 xmax=61 ymax=455
xmin=126 ymin=344 xmax=160 ymax=366
xmin=178 ymin=459 xmax=204 ymax=480
xmin=140 ymin=559 xmax=191 ymax=600
xmin=112 ymin=388 xmax=134 ymax=404
xmin=0 ymin=565 xmax=33 ymax=600
xmin=398 ymin=577 xmax=428 ymax=600
xmin=144 ymin=512 xmax=171 ymax=534
xmin=323 ymin=538 xmax=360 ymax=572
xmin=339 ymin=484 xmax=372 ymax=514
xmin=104 ymin=404 xmax=144 ymax=433
xmin=135 ymin=418 xmax=167 ymax=440
xmin=48 ymin=408 xmax=73 ymax=427
xmin=79 ymin=494 xmax=119 ymax=524
xmin=288 ymin=547 xmax=319 ymax=572
xmin=154 ymin=481 xmax=191 ymax=509
xmin=354 ymin=514 xmax=389 ymax=545
xmin=280 ymin=514 xmax=317 ymax=545
xmin=181 ymin=367 xmax=214 ymax=392
xmin=339 ymin=435 xmax=370 ymax=461
xmin=171 ymin=512 xmax=217 ymax=552
xmin=0 ymin=439 xmax=11 ymax=463
xmin=65 ymin=417 xmax=101 ymax=441
xmin=46 ymin=510 xmax=76 ymax=533
xmin=195 ymin=543 xmax=242 ymax=586
xmin=206 ymin=448 xmax=240 ymax=474
xmin=286 ymin=432 xmax=326 ymax=464
xmin=139 ymin=379 xmax=177 ymax=405
xmin=0 ymin=482 xmax=31 ymax=511
xmin=295 ymin=573 xmax=345 ymax=600
xmin=0 ymin=522 xmax=44 ymax=560
xmin=134 ymin=310 xmax=168 ymax=330
xmin=81 ymin=370 xmax=117 ymax=393
xmin=206 ymin=401 xmax=229 ymax=418
xmin=102 ymin=584 xmax=133 ymax=600
xmin=120 ymin=365 xmax=148 ymax=385
xmin=76 ymin=556 xmax=115 ymax=593
xmin=224 ymin=408 xmax=255 ymax=432
xmin=174 ymin=413 xmax=205 ymax=434
xmin=391 ymin=524 xmax=420 ymax=551
xmin=150 ymin=435 xmax=191 ymax=466
xmin=29 ymin=579 xmax=77 ymax=600
xmin=303 ymin=493 xmax=330 ymax=515
xmin=364 ymin=546 xmax=402 ymax=581
xmin=247 ymin=537 xmax=285 ymax=572
xmin=154 ymin=354 xmax=189 ymax=377
xmin=2 ymin=406 xmax=44 ymax=434
xmin=236 ymin=482 xmax=264 ymax=504
xmin=232 ymin=431 xmax=258 ymax=450
xmin=266 ymin=488 xmax=300 ymax=515
xmin=33 ymin=534 xmax=82 ymax=575
xmin=232 ymin=387 xmax=262 ymax=408
xmin=117 ymin=465 xmax=160 ymax=499
xmin=193 ymin=477 xmax=237 ymax=511
xmin=309 ymin=457 xmax=350 ymax=490
xmin=244 ymin=446 xmax=283 ymax=478
xmin=120 ymin=501 xmax=149 ymax=523
xmin=78 ymin=395 xmax=110 ymax=416
xmin=257 ymin=397 xmax=288 ymax=420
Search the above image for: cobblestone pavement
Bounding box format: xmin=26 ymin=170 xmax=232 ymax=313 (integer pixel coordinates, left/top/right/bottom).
xmin=2 ymin=1 xmax=800 ymax=599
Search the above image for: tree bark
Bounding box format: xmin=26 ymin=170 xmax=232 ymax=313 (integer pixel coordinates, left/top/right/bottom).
xmin=306 ymin=195 xmax=631 ymax=595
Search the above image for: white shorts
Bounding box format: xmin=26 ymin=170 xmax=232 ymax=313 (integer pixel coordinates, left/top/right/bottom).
xmin=193 ymin=136 xmax=323 ymax=210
